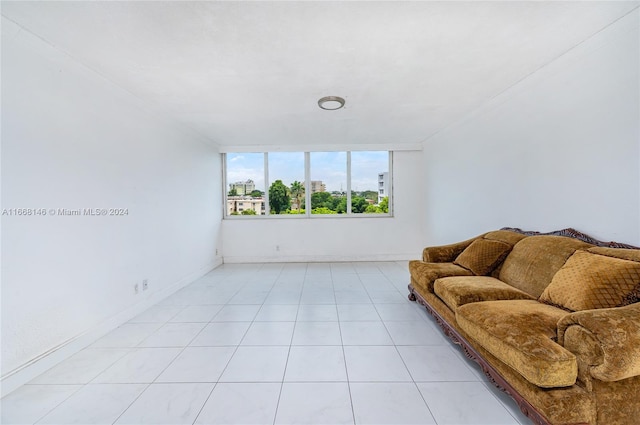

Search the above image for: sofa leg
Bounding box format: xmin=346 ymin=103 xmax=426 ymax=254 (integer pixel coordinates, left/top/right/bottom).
xmin=407 ymin=284 xmax=417 ymax=301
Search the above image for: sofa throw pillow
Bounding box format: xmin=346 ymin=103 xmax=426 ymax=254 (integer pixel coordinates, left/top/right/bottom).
xmin=453 ymin=239 xmax=512 ymax=276
xmin=540 ymin=250 xmax=640 ymax=311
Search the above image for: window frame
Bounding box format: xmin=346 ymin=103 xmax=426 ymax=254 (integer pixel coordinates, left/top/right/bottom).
xmin=223 ymin=151 xmax=393 ymax=219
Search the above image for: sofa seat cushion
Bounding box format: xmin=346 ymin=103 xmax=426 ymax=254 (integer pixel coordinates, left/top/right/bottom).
xmin=456 ymin=300 xmax=577 ymax=388
xmin=409 ymin=260 xmax=473 ymax=293
xmin=434 ymin=276 xmax=535 ymax=312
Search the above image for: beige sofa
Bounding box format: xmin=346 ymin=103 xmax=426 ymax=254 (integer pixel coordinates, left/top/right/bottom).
xmin=408 ymin=228 xmax=640 ymax=425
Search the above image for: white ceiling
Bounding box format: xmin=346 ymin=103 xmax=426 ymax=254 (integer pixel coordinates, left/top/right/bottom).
xmin=2 ymin=1 xmax=638 ymax=150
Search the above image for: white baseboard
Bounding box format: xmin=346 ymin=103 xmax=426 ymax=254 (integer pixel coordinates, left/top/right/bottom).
xmin=222 ymin=254 xmax=416 ymax=263
xmin=1 ymin=258 xmax=222 ymax=397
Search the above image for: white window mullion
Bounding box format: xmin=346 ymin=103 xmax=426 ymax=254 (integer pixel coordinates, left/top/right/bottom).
xmin=305 ymin=152 xmax=311 ymax=217
xmin=222 ymin=153 xmax=228 ymax=217
xmin=346 ymin=151 xmax=352 ymax=214
xmin=264 ymin=152 xmax=270 ymax=216
xmin=388 ymin=151 xmax=393 ymax=216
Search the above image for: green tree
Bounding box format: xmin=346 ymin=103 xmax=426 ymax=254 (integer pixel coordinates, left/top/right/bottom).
xmin=311 ymin=192 xmax=333 ymax=209
xmin=290 ymin=181 xmax=304 ymax=213
xmin=228 ymin=188 xmax=238 ymax=196
xmin=351 ymin=196 xmax=369 ymax=213
xmin=269 ymin=180 xmax=290 ymax=214
xmin=365 ymin=204 xmax=382 ymax=213
xmin=241 ymin=209 xmax=257 ymax=215
xmin=312 ymin=207 xmax=337 ymax=214
xmin=379 ymin=196 xmax=389 ymax=213
xmin=361 ymin=190 xmax=378 ymax=201
xmin=250 ymin=190 xmax=263 ymax=198
xmin=333 ymin=196 xmax=347 ymax=214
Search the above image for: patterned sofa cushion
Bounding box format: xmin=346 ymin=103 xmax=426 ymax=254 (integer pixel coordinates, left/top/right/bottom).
xmin=539 ymin=250 xmax=640 ymax=311
xmin=453 ymin=239 xmax=512 ymax=275
xmin=434 ymin=276 xmax=535 ymax=312
xmin=456 ymin=300 xmax=577 ymax=388
xmin=408 ymin=260 xmax=473 ymax=293
xmin=499 ymin=236 xmax=592 ymax=298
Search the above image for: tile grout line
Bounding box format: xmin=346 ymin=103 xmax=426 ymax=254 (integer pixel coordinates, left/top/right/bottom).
xmin=369 ymin=265 xmax=441 ymax=425
xmin=66 ymin=309 xmax=189 ymax=425
xmin=389 ymin=326 xmax=440 ymax=425
xmin=190 ymin=263 xmax=280 ymax=425
xmin=333 ymin=266 xmax=358 ymax=425
xmin=28 ymin=385 xmax=84 ymax=425
xmin=111 ymin=265 xmax=265 ymax=425
xmin=110 ymin=294 xmax=230 ymax=425
xmin=194 ymin=262 xmax=279 ymax=424
xmin=271 ymin=263 xmax=301 ymax=425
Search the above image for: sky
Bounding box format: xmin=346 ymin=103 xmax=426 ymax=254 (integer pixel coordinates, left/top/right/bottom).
xmin=226 ymin=151 xmax=389 ymax=193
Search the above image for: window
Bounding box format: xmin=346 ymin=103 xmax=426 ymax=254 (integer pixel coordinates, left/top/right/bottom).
xmin=223 ymin=151 xmax=392 ymax=218
xmin=268 ymin=152 xmax=304 ymax=215
xmin=226 ymin=153 xmax=265 ymax=215
xmin=351 ymin=151 xmax=389 ymax=214
xmin=310 ymin=152 xmax=347 ymax=214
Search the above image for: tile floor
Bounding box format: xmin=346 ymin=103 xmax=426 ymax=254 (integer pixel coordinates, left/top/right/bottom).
xmin=2 ymin=262 xmax=531 ymax=425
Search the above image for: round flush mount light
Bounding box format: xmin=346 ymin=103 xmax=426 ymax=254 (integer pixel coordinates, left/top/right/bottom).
xmin=318 ymin=96 xmax=345 ymax=110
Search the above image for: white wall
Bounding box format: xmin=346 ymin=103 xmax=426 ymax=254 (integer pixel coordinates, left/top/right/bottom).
xmin=222 ymin=150 xmax=424 ymax=262
xmin=1 ymin=17 xmax=222 ymax=388
xmin=422 ymin=10 xmax=640 ymax=246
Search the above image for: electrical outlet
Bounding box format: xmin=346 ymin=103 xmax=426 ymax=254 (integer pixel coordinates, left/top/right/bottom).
xmin=134 ymin=283 xmax=139 ymax=294
xmin=275 ymin=245 xmax=280 ymax=251
xmin=216 ymin=249 xmax=219 ymax=256
xmin=142 ymin=279 xmax=149 ymax=291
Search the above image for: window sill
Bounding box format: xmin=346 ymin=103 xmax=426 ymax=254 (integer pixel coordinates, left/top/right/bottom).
xmin=223 ymin=214 xmax=394 ymax=220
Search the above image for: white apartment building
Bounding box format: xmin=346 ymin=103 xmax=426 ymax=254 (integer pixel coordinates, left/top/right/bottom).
xmin=227 ymin=196 xmax=265 ymax=215
xmin=229 ymin=179 xmax=256 ymax=195
xmin=308 ymin=180 xmax=326 ymax=193
xmin=378 ymin=172 xmax=389 ymax=204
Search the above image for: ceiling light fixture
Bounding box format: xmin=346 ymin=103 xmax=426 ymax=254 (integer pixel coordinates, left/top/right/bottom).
xmin=318 ymin=96 xmax=345 ymax=110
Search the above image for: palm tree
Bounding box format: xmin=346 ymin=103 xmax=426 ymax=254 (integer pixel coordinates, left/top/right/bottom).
xmin=290 ymin=181 xmax=304 ymax=213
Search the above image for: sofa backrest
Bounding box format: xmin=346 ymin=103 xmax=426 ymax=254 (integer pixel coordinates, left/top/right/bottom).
xmin=499 ymin=235 xmax=593 ymax=297
xmin=587 ymin=246 xmax=640 ymax=262
xmin=482 ymin=230 xmax=528 ymax=278
xmin=483 ymin=230 xmax=528 ymax=245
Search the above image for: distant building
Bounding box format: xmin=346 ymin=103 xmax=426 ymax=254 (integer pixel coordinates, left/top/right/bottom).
xmin=229 ymin=179 xmax=255 ymax=195
xmin=378 ymin=172 xmax=389 ymax=204
xmin=227 ymin=196 xmax=265 ymax=215
xmin=308 ymin=180 xmax=326 ymax=193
